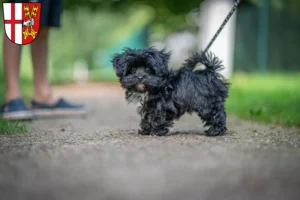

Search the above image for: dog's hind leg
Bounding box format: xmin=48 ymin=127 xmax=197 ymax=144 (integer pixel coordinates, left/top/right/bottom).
xmin=197 ymin=102 xmax=227 ymax=136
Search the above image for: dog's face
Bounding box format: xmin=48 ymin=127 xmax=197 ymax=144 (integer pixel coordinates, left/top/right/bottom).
xmin=112 ymin=47 xmax=171 ymax=93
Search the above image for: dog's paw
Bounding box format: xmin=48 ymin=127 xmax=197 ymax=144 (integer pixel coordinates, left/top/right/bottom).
xmin=138 ymin=129 xmax=151 ymax=135
xmin=205 ymin=126 xmax=226 ymax=137
xmin=152 ymin=129 xmax=169 ymax=136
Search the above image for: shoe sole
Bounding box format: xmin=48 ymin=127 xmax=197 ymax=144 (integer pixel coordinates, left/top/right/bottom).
xmin=1 ymin=111 xmax=34 ymax=120
xmin=33 ymin=108 xmax=87 ymax=117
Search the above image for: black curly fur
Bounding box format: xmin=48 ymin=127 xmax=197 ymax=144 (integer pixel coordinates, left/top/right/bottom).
xmin=182 ymin=51 xmax=224 ymax=72
xmin=111 ymin=47 xmax=230 ymax=136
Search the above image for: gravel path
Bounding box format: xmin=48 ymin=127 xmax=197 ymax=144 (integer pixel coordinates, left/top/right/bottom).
xmin=1 ymin=83 xmax=300 ymax=200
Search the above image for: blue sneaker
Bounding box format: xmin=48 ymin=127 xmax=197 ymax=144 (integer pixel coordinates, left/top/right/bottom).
xmin=31 ymin=98 xmax=86 ymax=117
xmin=0 ymin=98 xmax=33 ymax=120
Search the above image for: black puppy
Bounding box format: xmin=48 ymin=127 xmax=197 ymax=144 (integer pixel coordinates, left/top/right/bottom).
xmin=112 ymin=47 xmax=229 ymax=136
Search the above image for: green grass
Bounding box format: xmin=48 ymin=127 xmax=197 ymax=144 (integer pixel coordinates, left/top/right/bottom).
xmin=0 ymin=76 xmax=31 ymax=135
xmin=226 ymin=73 xmax=300 ymax=126
xmin=0 ymin=119 xmax=28 ymax=135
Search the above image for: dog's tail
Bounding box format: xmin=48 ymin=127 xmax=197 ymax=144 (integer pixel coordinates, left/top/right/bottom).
xmin=181 ymin=51 xmax=224 ymax=73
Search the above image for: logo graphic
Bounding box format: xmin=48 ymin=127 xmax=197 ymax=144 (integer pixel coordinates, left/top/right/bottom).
xmin=3 ymin=2 xmax=41 ymax=45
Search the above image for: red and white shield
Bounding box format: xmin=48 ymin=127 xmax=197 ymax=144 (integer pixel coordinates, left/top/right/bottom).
xmin=3 ymin=2 xmax=41 ymax=45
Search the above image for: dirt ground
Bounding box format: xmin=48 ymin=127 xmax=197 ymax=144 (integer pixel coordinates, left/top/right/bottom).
xmin=1 ymin=83 xmax=300 ymax=200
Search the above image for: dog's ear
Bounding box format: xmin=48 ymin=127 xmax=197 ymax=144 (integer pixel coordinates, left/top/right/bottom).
xmin=147 ymin=47 xmax=171 ymax=76
xmin=159 ymin=48 xmax=171 ymax=68
xmin=157 ymin=48 xmax=171 ymax=76
xmin=111 ymin=52 xmax=127 ymax=77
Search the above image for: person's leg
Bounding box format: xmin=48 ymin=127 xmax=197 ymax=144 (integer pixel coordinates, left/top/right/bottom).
xmin=29 ymin=0 xmax=85 ymax=117
xmin=1 ymin=35 xmax=33 ymax=120
xmin=3 ymin=35 xmax=22 ymax=102
xmin=30 ymin=27 xmax=58 ymax=105
xmin=30 ymin=28 xmax=86 ymax=116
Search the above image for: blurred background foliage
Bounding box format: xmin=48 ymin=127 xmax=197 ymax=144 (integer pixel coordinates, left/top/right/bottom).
xmin=0 ymin=0 xmax=299 ymax=126
xmin=0 ymin=0 xmax=299 ymax=82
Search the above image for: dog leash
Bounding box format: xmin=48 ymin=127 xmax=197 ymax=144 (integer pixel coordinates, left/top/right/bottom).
xmin=203 ymin=0 xmax=242 ymax=54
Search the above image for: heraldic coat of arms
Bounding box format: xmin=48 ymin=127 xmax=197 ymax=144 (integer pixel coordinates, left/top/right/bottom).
xmin=3 ymin=2 xmax=41 ymax=45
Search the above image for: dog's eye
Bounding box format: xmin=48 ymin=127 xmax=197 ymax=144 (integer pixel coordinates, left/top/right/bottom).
xmin=145 ymin=68 xmax=151 ymax=73
xmin=131 ymin=68 xmax=137 ymax=73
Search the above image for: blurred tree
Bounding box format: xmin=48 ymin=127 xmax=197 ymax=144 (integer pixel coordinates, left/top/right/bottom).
xmin=234 ymin=0 xmax=300 ymax=71
xmin=0 ymin=0 xmax=298 ymax=16
xmin=62 ymin=0 xmax=299 ymax=12
xmin=61 ymin=0 xmax=300 ymax=33
xmin=63 ymin=0 xmax=206 ymax=14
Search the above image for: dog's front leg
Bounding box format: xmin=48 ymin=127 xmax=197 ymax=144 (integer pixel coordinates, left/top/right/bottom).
xmin=151 ymin=116 xmax=171 ymax=136
xmin=139 ymin=101 xmax=174 ymax=136
xmin=139 ymin=116 xmax=152 ymax=135
xmin=150 ymin=105 xmax=174 ymax=136
xmin=138 ymin=105 xmax=152 ymax=135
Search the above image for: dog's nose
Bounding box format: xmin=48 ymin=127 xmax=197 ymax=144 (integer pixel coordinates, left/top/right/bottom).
xmin=138 ymin=76 xmax=143 ymax=80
